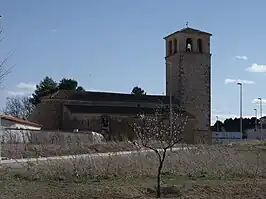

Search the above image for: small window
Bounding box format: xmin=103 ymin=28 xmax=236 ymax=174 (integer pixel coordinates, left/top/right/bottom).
xmin=168 ymin=40 xmax=173 ymax=55
xmin=174 ymin=39 xmax=177 ymax=53
xmin=197 ymin=38 xmax=202 ymax=53
xmin=186 ymin=38 xmax=192 ymax=52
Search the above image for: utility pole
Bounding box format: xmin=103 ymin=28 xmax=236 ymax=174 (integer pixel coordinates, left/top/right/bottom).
xmin=254 ymin=108 xmax=258 ymax=132
xmin=216 ymin=116 xmax=219 ymax=132
xmin=258 ymin=98 xmax=263 ymax=132
xmin=237 ymin=83 xmax=243 ymax=135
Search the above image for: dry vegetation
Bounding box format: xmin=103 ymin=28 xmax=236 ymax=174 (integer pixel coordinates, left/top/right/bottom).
xmin=1 ymin=130 xmax=181 ymax=159
xmin=2 ymin=141 xmax=142 ymax=159
xmin=1 ymin=142 xmax=266 ymax=198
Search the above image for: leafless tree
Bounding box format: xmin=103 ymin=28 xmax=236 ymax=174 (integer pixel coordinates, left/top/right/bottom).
xmin=3 ymin=96 xmax=34 ymax=119
xmin=0 ymin=16 xmax=12 ymax=86
xmin=133 ymin=107 xmax=187 ymax=198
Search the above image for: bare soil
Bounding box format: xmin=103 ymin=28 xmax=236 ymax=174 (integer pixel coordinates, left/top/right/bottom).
xmin=1 ymin=174 xmax=266 ymax=199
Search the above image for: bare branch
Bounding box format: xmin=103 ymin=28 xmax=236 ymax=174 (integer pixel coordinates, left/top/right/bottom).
xmin=133 ymin=106 xmax=187 ymax=152
xmin=0 ymin=27 xmax=13 ymax=86
xmin=2 ymin=96 xmax=34 ymax=119
xmin=132 ymin=105 xmax=188 ymax=198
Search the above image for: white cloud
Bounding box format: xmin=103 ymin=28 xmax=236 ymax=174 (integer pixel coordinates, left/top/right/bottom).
xmin=7 ymin=91 xmax=26 ymax=96
xmin=235 ymin=55 xmax=247 ymax=60
xmin=224 ymin=78 xmax=255 ymax=85
xmin=7 ymin=82 xmax=36 ymax=97
xmin=252 ymin=98 xmax=266 ymax=104
xmin=16 ymin=82 xmax=36 ymax=90
xmin=246 ymin=63 xmax=266 ymax=73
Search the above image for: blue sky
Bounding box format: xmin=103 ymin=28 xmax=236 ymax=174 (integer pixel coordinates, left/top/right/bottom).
xmin=0 ymin=0 xmax=266 ymax=124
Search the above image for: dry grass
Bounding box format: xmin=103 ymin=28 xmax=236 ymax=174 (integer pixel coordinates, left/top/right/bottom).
xmin=2 ymin=140 xmax=182 ymax=159
xmin=1 ymin=141 xmax=140 ymax=159
xmin=1 ymin=171 xmax=266 ymax=198
xmin=1 ymin=143 xmax=266 ymax=198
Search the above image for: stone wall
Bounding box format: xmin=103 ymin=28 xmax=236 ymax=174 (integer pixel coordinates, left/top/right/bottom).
xmin=3 ymin=116 xmax=196 ymax=145
xmin=28 ymin=101 xmax=63 ymax=130
xmin=61 ymin=107 xmax=102 ymax=132
xmin=2 ymin=129 xmax=104 ymax=145
xmin=62 ymin=111 xmax=136 ymax=141
xmin=194 ymin=129 xmax=212 ymax=144
xmin=62 ymin=110 xmax=194 ymax=143
xmin=28 ymin=101 xmax=198 ymax=144
xmin=183 ymin=118 xmax=196 ymax=144
xmin=166 ymin=52 xmax=210 ymax=132
xmin=180 ymin=53 xmax=210 ymax=131
xmin=165 ymin=30 xmax=211 ymax=144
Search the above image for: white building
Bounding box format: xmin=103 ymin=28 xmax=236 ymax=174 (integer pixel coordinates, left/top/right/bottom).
xmin=212 ymin=131 xmax=242 ymax=140
xmin=0 ymin=114 xmax=42 ymax=130
xmin=0 ymin=114 xmax=42 ymax=143
xmin=212 ymin=131 xmax=242 ymax=143
xmin=246 ymin=129 xmax=266 ymax=140
xmin=245 ymin=116 xmax=266 ymax=140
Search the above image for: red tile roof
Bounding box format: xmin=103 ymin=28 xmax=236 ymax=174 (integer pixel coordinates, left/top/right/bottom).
xmin=0 ymin=114 xmax=42 ymax=128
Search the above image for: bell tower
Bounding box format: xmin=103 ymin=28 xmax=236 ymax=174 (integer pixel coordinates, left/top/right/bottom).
xmin=164 ymin=26 xmax=212 ymax=143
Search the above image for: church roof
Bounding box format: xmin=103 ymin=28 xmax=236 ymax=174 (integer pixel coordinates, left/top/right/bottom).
xmin=42 ymin=90 xmax=180 ymax=105
xmin=65 ymin=104 xmax=194 ymax=118
xmin=42 ymin=90 xmax=195 ymax=118
xmin=164 ymin=27 xmax=212 ymax=39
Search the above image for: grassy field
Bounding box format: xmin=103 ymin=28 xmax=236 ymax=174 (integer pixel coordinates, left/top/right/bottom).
xmin=1 ymin=142 xmax=266 ymax=198
xmin=1 ymin=172 xmax=266 ymax=199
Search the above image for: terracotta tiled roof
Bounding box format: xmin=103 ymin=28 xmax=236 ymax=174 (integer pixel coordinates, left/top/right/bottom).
xmin=42 ymin=90 xmax=180 ymax=105
xmin=164 ymin=27 xmax=212 ymax=39
xmin=0 ymin=114 xmax=42 ymax=127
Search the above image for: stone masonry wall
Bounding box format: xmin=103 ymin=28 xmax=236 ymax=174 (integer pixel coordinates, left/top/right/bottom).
xmin=165 ymin=32 xmax=211 ymax=140
xmin=28 ymin=101 xmax=63 ymax=130
xmin=166 ymin=52 xmax=210 ymax=132
xmin=63 ymin=111 xmax=194 ymax=143
xmin=194 ymin=129 xmax=212 ymax=144
xmin=180 ymin=53 xmax=210 ymax=131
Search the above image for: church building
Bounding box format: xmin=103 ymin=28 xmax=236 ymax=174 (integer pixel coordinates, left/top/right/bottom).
xmin=29 ymin=26 xmax=212 ymax=144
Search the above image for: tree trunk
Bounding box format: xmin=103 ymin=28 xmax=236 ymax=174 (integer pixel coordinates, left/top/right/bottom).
xmin=156 ymin=150 xmax=167 ymax=198
xmin=156 ymin=162 xmax=162 ymax=198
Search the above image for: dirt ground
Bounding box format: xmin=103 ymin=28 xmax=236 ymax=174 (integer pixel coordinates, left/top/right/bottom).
xmin=1 ymin=141 xmax=266 ymax=198
xmin=1 ymin=174 xmax=266 ymax=199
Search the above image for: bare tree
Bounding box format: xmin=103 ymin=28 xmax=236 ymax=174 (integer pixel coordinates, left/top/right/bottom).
xmin=3 ymin=96 xmax=34 ymax=119
xmin=0 ymin=15 xmax=12 ymax=86
xmin=133 ymin=107 xmax=187 ymax=198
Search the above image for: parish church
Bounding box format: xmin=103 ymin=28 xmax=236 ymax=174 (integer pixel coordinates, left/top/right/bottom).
xmin=29 ymin=26 xmax=212 ymax=144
